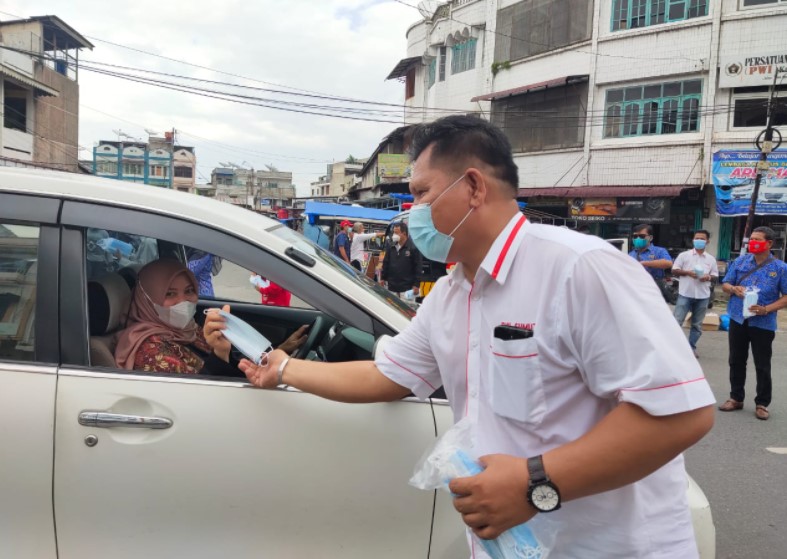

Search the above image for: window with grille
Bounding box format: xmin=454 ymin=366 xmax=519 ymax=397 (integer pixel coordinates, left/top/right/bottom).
xmin=439 ymin=47 xmax=447 ymax=81
xmin=451 ymin=38 xmax=477 ymax=74
xmin=611 ymin=0 xmax=708 ymax=31
xmin=603 ymin=79 xmax=703 ymax=138
xmin=174 ymin=166 xmax=193 ymax=178
xmin=123 ymin=163 xmax=143 ymax=176
xmin=428 ymin=59 xmax=437 ymax=88
xmin=731 ymin=86 xmax=787 ymax=128
xmin=491 ymin=81 xmax=588 ymax=152
xmin=494 ymin=0 xmax=592 ymax=63
xmin=405 ymin=68 xmax=416 ymax=99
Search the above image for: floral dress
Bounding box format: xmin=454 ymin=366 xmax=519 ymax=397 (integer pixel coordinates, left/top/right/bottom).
xmin=133 ymin=330 xmax=212 ymax=374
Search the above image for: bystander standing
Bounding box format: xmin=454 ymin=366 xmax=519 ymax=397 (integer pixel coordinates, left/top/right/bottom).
xmin=350 ymin=222 xmax=384 ymax=271
xmin=381 ymin=222 xmax=422 ymax=298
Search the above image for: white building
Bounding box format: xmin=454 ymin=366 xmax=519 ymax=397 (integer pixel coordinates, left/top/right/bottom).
xmin=391 ymin=0 xmax=787 ymax=260
xmin=211 ymin=165 xmax=295 ymax=210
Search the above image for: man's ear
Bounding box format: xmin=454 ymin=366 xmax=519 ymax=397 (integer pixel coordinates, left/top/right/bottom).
xmin=465 ymin=168 xmax=487 ymax=208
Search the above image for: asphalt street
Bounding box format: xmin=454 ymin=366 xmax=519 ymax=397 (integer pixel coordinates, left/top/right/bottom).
xmin=212 ymin=262 xmax=786 ymax=557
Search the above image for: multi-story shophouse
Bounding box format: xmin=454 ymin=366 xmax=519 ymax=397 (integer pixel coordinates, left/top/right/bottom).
xmin=390 ymin=0 xmax=787 ymax=260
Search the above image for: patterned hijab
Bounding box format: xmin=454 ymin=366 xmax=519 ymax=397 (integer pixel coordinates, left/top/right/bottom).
xmin=114 ymin=259 xmax=200 ymax=370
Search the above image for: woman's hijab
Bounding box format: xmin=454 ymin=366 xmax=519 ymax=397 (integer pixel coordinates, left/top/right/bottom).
xmin=115 ymin=259 xmax=200 ymax=370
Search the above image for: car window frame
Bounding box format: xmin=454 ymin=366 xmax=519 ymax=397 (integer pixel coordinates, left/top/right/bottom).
xmin=59 ymin=200 xmax=394 ymax=371
xmin=0 ymin=193 xmax=60 ymax=365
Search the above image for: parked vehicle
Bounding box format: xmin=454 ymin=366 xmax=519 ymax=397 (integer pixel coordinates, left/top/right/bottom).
xmin=0 ymin=168 xmax=714 ymax=558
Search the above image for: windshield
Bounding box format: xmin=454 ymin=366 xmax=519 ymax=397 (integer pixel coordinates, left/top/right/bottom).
xmin=268 ymin=224 xmax=416 ymax=318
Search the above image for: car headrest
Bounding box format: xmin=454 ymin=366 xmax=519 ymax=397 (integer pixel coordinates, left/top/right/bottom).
xmin=118 ymin=264 xmax=142 ymax=290
xmin=88 ymin=273 xmax=132 ymax=336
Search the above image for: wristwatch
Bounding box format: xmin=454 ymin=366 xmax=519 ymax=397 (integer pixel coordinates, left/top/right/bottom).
xmin=526 ymin=455 xmax=561 ymax=512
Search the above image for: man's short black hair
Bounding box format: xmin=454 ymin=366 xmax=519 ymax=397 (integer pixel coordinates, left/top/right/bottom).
xmin=393 ymin=221 xmax=408 ymax=235
xmin=408 ymin=115 xmax=519 ymax=196
xmin=633 ymin=224 xmax=654 ymax=235
xmin=694 ymin=229 xmax=711 ymax=240
xmin=753 ymin=226 xmax=776 ymax=241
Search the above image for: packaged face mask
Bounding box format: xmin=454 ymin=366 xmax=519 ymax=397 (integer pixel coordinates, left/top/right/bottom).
xmin=205 ymin=309 xmax=274 ymax=365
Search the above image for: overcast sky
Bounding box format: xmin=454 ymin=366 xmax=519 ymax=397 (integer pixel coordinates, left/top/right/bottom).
xmin=3 ymin=0 xmax=420 ymax=194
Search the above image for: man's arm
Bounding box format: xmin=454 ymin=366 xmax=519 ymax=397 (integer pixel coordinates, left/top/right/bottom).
xmin=339 ymin=245 xmax=350 ymax=263
xmin=450 ymin=403 xmax=714 ymax=539
xmin=641 ymin=259 xmax=673 ymax=270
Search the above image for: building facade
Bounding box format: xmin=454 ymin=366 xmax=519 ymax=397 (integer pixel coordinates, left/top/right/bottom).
xmin=0 ymin=16 xmax=92 ymax=171
xmin=392 ymin=0 xmax=787 ymax=260
xmin=92 ymin=135 xmax=196 ymax=191
xmin=211 ymin=166 xmax=296 ymax=210
xmin=309 ymin=160 xmax=366 ymax=197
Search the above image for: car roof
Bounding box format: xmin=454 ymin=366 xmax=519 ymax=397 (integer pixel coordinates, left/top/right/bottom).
xmin=0 ymin=167 xmax=410 ymax=331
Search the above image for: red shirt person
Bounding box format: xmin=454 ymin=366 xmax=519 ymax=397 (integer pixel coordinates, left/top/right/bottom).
xmin=250 ymin=274 xmax=292 ymax=307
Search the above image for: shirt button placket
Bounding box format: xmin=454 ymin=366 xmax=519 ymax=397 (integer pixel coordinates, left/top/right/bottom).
xmin=466 ymin=289 xmax=482 ymax=421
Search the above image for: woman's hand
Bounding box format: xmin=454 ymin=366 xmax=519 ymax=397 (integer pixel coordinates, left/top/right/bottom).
xmin=278 ymin=324 xmax=310 ymax=354
xmin=204 ymin=304 xmax=232 ymax=362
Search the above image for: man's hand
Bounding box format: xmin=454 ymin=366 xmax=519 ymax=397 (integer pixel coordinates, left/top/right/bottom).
xmin=239 ymin=349 xmax=290 ymax=388
xmin=700 ymin=274 xmax=712 ymax=282
xmin=278 ymin=324 xmax=309 ymax=354
xmin=732 ymin=285 xmax=746 ymax=298
xmin=448 ymin=454 xmax=535 ymax=540
xmin=204 ymin=305 xmax=232 ymax=362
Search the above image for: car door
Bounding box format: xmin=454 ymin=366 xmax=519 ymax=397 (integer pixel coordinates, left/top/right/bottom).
xmin=0 ymin=193 xmax=60 ymax=559
xmin=53 ymin=201 xmax=438 ymax=558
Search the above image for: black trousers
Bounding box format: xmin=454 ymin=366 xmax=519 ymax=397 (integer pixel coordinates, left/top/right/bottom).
xmin=728 ymin=319 xmax=776 ymax=407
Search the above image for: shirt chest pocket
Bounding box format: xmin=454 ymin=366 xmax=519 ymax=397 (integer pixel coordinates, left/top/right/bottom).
xmin=487 ymin=337 xmax=546 ymax=426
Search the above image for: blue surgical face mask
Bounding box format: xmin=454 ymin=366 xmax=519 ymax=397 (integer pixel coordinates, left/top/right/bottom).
xmin=632 ymin=237 xmax=648 ymax=250
xmin=409 ymin=174 xmax=473 ymax=263
xmin=205 ymin=309 xmax=274 ymax=365
xmin=693 ymin=239 xmax=707 ymax=250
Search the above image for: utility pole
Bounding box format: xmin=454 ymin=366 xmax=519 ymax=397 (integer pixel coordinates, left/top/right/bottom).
xmin=741 ymin=69 xmax=783 ymax=253
xmin=169 ymin=127 xmax=176 ymax=189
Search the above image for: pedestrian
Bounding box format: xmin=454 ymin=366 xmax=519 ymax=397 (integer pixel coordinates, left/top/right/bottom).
xmin=672 ymin=230 xmax=719 ymax=357
xmin=186 ymin=247 xmax=216 ymax=297
xmin=629 ymin=223 xmax=674 ymax=303
xmin=237 ymin=115 xmax=714 ymax=558
xmin=719 ymin=226 xmax=787 ymax=421
xmin=350 ymin=222 xmax=384 ymax=271
xmin=250 ymin=274 xmax=292 ymax=307
xmin=333 ymin=220 xmax=352 ymax=264
xmin=380 ymin=221 xmax=422 ymax=299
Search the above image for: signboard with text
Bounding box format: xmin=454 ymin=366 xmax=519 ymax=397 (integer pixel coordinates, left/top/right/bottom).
xmin=568 ymin=197 xmax=670 ymax=223
xmin=713 ymin=150 xmax=787 ymax=216
xmin=719 ymin=52 xmax=787 ymax=88
xmin=378 ymin=154 xmax=412 ymax=179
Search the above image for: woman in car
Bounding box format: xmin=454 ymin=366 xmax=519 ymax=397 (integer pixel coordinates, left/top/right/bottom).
xmin=114 ymin=259 xmax=306 ymax=376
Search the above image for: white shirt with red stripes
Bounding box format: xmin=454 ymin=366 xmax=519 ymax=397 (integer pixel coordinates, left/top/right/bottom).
xmin=375 ymin=214 xmax=715 ymax=559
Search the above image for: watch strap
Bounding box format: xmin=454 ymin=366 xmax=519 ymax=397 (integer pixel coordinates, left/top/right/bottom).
xmin=527 ymin=454 xmax=547 ymax=485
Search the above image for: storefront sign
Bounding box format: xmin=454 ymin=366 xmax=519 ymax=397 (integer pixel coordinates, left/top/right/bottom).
xmin=713 ymin=150 xmax=787 ymax=216
xmin=378 ymin=154 xmax=412 ymax=179
xmin=568 ymin=197 xmax=670 ymax=223
xmin=719 ymin=52 xmax=787 ymax=88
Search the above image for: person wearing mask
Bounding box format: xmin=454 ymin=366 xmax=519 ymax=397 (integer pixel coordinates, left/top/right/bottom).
xmin=349 ymin=222 xmax=384 ymax=271
xmin=333 ymin=220 xmax=352 ymax=264
xmin=238 ymin=115 xmax=714 ymax=558
xmin=629 ymin=224 xmax=673 ymax=280
xmin=671 ymin=230 xmax=719 ymax=357
xmin=114 ymin=259 xmax=306 ymax=375
xmin=250 ymin=274 xmax=292 ymax=307
xmin=381 ymin=221 xmax=422 ymax=298
xmin=719 ymin=227 xmax=787 ymax=420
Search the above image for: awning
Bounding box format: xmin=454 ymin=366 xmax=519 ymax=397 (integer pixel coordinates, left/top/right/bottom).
xmin=471 ymin=75 xmax=589 ymax=102
xmin=386 ymin=56 xmax=422 ymax=80
xmin=0 ymin=65 xmax=59 ymax=96
xmin=303 ymin=201 xmax=399 ymax=224
xmin=517 ymin=185 xmax=699 ymax=199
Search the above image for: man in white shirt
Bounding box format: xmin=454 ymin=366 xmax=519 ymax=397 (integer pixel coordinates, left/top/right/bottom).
xmin=672 ymin=230 xmax=720 ymax=357
xmin=350 ymin=222 xmax=384 ymax=271
xmin=238 ymin=116 xmax=715 ymax=558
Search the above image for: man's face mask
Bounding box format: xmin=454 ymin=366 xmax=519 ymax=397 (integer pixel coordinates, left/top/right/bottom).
xmin=391 ymin=234 xmax=401 ymax=244
xmin=205 ymin=309 xmax=274 ymax=365
xmin=748 ymin=239 xmax=770 ymax=254
xmin=409 ymin=174 xmax=473 ymax=263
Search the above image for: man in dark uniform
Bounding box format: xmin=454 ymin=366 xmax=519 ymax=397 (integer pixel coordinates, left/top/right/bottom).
xmin=381 ymin=222 xmax=422 ymax=298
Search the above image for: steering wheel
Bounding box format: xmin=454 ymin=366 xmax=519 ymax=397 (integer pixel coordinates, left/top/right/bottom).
xmin=293 ymin=316 xmax=324 ymax=360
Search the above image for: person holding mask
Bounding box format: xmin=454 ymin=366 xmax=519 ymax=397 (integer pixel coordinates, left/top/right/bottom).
xmin=350 ymin=222 xmax=384 ymax=271
xmin=333 ymin=220 xmax=352 ymax=264
xmin=114 ymin=259 xmax=306 ymax=375
xmin=237 ymin=116 xmax=714 ymax=558
xmin=719 ymin=227 xmax=787 ymax=420
xmin=381 ymin=222 xmax=422 ymax=298
xmin=672 ymin=230 xmax=719 ymax=357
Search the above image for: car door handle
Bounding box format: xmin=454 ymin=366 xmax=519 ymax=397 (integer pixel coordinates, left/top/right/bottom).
xmin=78 ymin=411 xmax=173 ymax=429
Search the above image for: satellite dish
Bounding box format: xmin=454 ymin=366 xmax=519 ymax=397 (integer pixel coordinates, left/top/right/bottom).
xmin=417 ymin=0 xmax=439 ymax=18
xmin=145 ymin=128 xmax=160 ymax=136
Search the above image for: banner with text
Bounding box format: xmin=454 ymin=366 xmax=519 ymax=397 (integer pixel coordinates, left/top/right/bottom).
xmin=568 ymin=197 xmax=670 ymax=223
xmin=713 ymin=150 xmax=787 ymax=216
xmin=378 ymin=154 xmax=412 ymax=179
xmin=719 ymin=52 xmax=787 ymax=88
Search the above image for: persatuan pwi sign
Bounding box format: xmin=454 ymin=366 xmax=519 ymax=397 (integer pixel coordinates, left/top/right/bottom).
xmin=719 ymin=52 xmax=787 ymax=88
xmin=714 ymin=150 xmax=787 ymax=216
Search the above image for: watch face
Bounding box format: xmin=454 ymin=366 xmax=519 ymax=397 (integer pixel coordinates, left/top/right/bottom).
xmin=531 ymin=483 xmax=560 ymax=511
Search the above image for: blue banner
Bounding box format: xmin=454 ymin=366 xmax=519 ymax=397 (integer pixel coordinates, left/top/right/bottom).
xmin=714 ymin=150 xmax=787 ymax=216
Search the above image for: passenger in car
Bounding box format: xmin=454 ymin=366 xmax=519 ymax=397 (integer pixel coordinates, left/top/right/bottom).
xmin=114 ymin=259 xmax=305 ymax=376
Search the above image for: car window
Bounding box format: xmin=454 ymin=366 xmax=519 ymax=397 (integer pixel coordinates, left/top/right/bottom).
xmin=0 ymin=222 xmax=38 ymax=362
xmin=86 ymin=228 xmax=160 ymax=281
